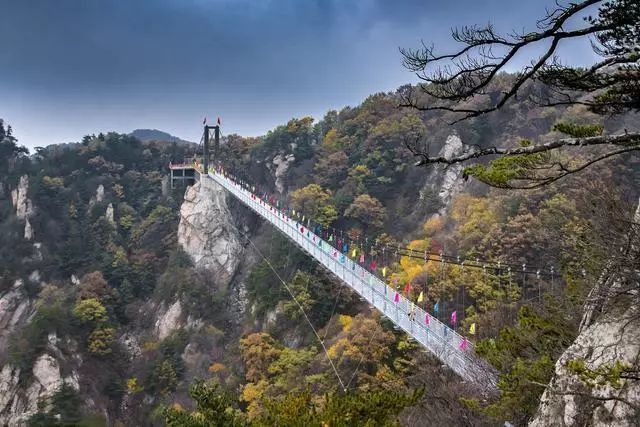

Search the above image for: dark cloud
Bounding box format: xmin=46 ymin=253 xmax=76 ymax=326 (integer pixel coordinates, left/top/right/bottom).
xmin=0 ymin=0 xmax=597 ymax=147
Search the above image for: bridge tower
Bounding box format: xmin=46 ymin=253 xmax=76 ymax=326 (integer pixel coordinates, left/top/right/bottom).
xmin=203 ymin=124 xmax=220 ymax=174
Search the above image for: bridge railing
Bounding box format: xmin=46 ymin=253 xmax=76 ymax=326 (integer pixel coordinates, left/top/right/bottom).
xmin=204 ymin=170 xmax=497 ymax=391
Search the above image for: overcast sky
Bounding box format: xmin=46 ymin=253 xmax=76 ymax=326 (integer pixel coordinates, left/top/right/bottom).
xmin=1 ymin=0 xmax=600 ymax=149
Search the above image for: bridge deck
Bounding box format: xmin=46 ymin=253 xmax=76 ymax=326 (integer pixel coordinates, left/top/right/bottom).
xmin=202 ymin=169 xmax=498 ymax=393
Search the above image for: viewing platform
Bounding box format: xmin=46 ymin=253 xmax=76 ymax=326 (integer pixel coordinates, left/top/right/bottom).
xmin=169 ymin=161 xmax=197 ymax=188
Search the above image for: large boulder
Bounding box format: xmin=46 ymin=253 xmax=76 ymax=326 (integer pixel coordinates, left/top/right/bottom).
xmin=177 ymin=178 xmax=242 ymax=288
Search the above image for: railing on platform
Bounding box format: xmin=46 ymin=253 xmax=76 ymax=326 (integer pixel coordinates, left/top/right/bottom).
xmin=202 ymin=169 xmax=498 ymax=392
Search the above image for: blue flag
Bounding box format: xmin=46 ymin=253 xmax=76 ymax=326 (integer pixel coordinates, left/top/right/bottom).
xmin=434 ymin=302 xmax=439 ymax=315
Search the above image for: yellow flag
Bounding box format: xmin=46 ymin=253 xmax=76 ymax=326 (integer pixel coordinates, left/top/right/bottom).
xmin=469 ymin=323 xmax=476 ymax=335
xmin=417 ymin=291 xmax=424 ymax=303
xmin=302 ymin=215 xmax=305 ymax=222
xmin=352 ymin=248 xmax=357 ymax=258
xmin=292 ymin=209 xmax=296 ymax=216
xmin=382 ymin=267 xmax=387 ymax=277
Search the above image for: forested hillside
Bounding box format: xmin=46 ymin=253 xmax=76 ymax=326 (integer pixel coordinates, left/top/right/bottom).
xmin=0 ymin=75 xmax=638 ymax=425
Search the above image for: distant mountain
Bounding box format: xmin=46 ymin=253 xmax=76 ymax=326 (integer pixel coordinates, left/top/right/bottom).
xmin=130 ymin=128 xmax=195 ymax=145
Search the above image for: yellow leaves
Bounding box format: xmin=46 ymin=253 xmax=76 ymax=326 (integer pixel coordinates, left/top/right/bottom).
xmin=72 ymin=298 xmax=107 ymax=323
xmin=242 ymin=380 xmax=269 ymax=420
xmin=142 ymin=340 xmax=159 ymax=352
xmin=423 ymin=216 xmax=444 ymax=236
xmin=322 ymin=128 xmax=340 ymax=150
xmin=42 ymin=175 xmax=64 ymax=189
xmin=88 ymin=327 xmax=115 ymax=355
xmin=127 ymin=377 xmax=144 ymax=394
xmin=208 ymin=362 xmax=226 ymax=374
xmin=338 ymin=314 xmax=352 ymax=332
xmin=327 ymin=337 xmax=349 ymax=360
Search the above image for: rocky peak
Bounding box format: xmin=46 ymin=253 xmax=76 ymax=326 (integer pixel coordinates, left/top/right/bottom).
xmin=11 ymin=175 xmax=35 ymax=240
xmin=177 ymin=178 xmax=242 ymax=288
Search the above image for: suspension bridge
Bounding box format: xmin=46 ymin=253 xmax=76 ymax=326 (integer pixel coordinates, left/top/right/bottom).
xmin=169 ymin=124 xmax=502 ymax=393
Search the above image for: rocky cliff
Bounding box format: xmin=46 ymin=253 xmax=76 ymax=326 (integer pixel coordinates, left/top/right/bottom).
xmin=530 ymin=201 xmax=640 ymax=426
xmin=177 ymin=177 xmax=242 ymax=289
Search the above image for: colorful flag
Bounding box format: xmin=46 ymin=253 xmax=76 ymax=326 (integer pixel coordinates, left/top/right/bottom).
xmin=217 ymin=117 xmax=221 ymax=125
xmin=459 ymin=337 xmax=468 ymax=350
xmin=382 ymin=267 xmax=387 ymax=277
xmin=403 ymin=282 xmax=411 ymax=294
xmin=352 ymin=248 xmax=357 ymax=258
xmin=451 ymin=311 xmax=457 ymax=326
xmin=359 ymin=254 xmax=365 ymax=263
xmin=203 ymin=117 xmax=207 ymax=125
xmin=394 ymin=292 xmax=400 ymax=303
xmin=469 ymin=323 xmax=476 ymax=335
xmin=417 ymin=291 xmax=424 ymax=303
xmin=434 ymin=302 xmax=439 ymax=315
xmin=425 ymin=313 xmax=430 ymax=325
xmin=329 ymin=234 xmax=333 ymax=242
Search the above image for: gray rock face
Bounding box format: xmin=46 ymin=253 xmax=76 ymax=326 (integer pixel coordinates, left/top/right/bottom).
xmin=0 ymin=352 xmax=70 ymax=426
xmin=155 ymin=300 xmax=183 ymax=340
xmin=105 ymin=203 xmax=115 ymax=225
xmin=272 ymin=153 xmax=295 ymax=194
xmin=96 ymin=184 xmax=105 ymax=203
xmin=24 ymin=218 xmax=33 ymax=240
xmin=11 ymin=175 xmax=34 ymax=240
xmin=0 ymin=280 xmax=32 ymax=353
xmin=13 ymin=175 xmax=33 ymax=220
xmin=177 ymin=178 xmax=242 ymax=288
xmin=419 ymin=134 xmax=468 ymax=215
xmin=530 ymin=199 xmax=640 ymax=426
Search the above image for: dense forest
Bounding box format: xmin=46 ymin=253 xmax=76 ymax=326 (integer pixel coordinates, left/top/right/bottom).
xmin=1 ymin=73 xmax=639 ymax=425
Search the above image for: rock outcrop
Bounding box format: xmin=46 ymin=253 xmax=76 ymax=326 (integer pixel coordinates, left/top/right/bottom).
xmin=105 ymin=203 xmax=115 ymax=225
xmin=530 ymin=200 xmax=640 ymax=426
xmin=419 ymin=134 xmax=469 ymax=215
xmin=177 ymin=178 xmax=242 ymax=288
xmin=0 ymin=350 xmax=79 ymax=425
xmin=12 ymin=175 xmax=33 ymax=220
xmin=11 ymin=175 xmax=35 ymax=240
xmin=271 ymin=153 xmax=295 ymax=194
xmin=0 ymin=280 xmax=32 ymax=354
xmin=155 ymin=300 xmax=183 ymax=340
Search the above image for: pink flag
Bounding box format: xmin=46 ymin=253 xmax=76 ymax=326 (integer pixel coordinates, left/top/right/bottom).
xmin=394 ymin=292 xmax=399 ymax=303
xmin=451 ymin=310 xmax=457 ymax=326
xmin=425 ymin=313 xmax=430 ymax=325
xmin=359 ymin=254 xmax=365 ymax=263
xmin=459 ymin=337 xmax=468 ymax=351
xmin=300 ymin=227 xmax=304 ymax=233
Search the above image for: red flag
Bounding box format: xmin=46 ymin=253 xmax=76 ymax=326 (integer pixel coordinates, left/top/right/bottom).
xmin=404 ymin=282 xmax=411 ymax=294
